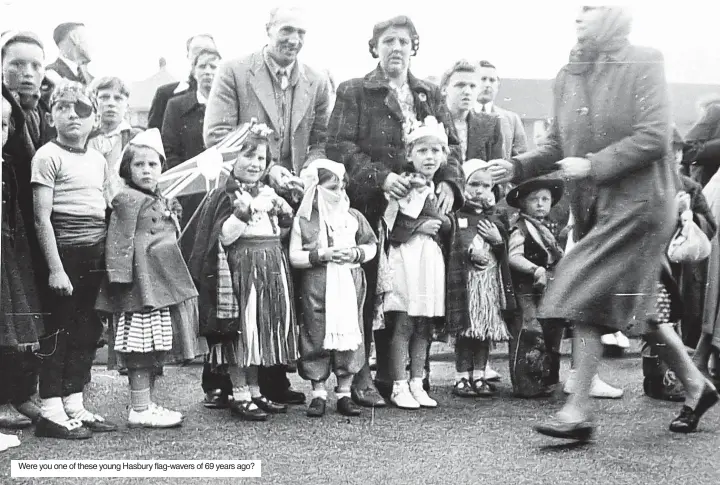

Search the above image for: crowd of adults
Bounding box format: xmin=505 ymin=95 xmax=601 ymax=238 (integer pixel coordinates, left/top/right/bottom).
xmin=2 ymin=5 xmax=720 ymax=450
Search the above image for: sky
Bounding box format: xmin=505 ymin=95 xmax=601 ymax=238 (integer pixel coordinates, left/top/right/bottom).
xmin=2 ymin=0 xmax=720 ymax=87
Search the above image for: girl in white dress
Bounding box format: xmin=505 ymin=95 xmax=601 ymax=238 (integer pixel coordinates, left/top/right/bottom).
xmin=376 ymin=117 xmax=451 ymax=409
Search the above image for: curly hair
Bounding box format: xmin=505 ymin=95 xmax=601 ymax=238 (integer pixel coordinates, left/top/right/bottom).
xmin=368 ymin=15 xmax=420 ymax=58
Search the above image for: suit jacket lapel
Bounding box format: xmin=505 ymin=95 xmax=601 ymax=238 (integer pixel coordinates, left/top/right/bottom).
xmin=364 ymin=66 xmax=403 ymax=122
xmin=291 ymin=67 xmax=314 ymax=133
xmin=249 ymin=55 xmax=281 ymax=131
xmin=467 ymin=111 xmax=492 ymax=160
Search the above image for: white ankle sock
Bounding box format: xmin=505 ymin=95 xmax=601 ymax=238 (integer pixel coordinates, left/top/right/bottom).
xmin=336 ymin=391 xmax=351 ymax=399
xmin=248 ymin=385 xmax=262 ymax=399
xmin=455 ymin=372 xmax=470 ymax=382
xmin=311 ymin=389 xmax=328 ymax=400
xmin=41 ymin=397 xmax=69 ymax=423
xmin=63 ymin=392 xmax=95 ymax=421
xmin=233 ymin=386 xmax=251 ymax=402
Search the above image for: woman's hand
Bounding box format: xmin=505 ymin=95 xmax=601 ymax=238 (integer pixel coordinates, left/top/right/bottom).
xmin=556 ymin=157 xmax=592 ymax=179
xmin=383 ymin=173 xmax=412 ymax=200
xmin=477 ymin=220 xmax=502 ymax=245
xmin=436 ymin=182 xmax=455 ymax=214
xmin=487 ymin=159 xmax=515 ymax=184
xmin=417 ymin=219 xmax=442 ymax=237
xmin=49 ymin=269 xmax=73 ymax=296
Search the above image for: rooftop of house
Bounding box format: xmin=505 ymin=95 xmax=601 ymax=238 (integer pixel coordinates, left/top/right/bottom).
xmin=495 ymin=78 xmax=720 ymax=130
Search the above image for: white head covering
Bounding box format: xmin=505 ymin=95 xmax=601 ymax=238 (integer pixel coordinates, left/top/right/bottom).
xmin=406 ymin=116 xmax=448 ymax=147
xmin=462 ymin=159 xmax=490 ymax=182
xmin=297 ymin=158 xmax=348 ymax=223
xmin=128 ymin=128 xmax=166 ymax=161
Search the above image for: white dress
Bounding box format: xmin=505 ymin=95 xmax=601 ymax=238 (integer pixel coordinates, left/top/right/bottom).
xmin=383 ymin=233 xmax=446 ymax=317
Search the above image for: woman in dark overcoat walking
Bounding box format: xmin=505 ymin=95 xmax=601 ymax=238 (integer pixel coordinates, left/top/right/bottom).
xmin=488 ymin=6 xmax=718 ymax=440
xmin=326 ymin=15 xmax=464 ymax=407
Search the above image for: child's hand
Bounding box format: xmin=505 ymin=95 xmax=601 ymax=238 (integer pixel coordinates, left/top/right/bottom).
xmin=533 ymin=267 xmax=547 ymax=290
xmin=331 ymin=248 xmax=354 ymax=264
xmin=469 ymin=249 xmax=490 ymax=267
xmin=675 ymin=191 xmax=691 ymax=215
xmin=232 ymin=191 xmax=252 ymax=221
xmin=477 ymin=220 xmax=502 ymax=245
xmin=417 ymin=219 xmax=442 ymax=236
xmin=49 ymin=269 xmax=73 ymax=296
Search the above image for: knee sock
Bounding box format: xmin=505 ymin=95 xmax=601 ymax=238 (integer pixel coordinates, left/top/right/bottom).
xmin=130 ymin=389 xmax=151 ymax=413
xmin=41 ymin=397 xmax=69 ymax=423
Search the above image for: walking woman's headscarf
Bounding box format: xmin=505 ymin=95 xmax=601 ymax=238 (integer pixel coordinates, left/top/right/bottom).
xmin=567 ymin=7 xmax=632 ymax=75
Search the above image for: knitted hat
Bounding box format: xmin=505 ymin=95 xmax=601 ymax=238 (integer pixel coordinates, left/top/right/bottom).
xmin=506 ymin=177 xmax=564 ymax=209
xmin=0 ymin=30 xmax=44 ymax=54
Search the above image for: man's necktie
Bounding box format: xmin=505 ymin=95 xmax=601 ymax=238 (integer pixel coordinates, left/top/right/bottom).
xmin=278 ymin=69 xmax=289 ymax=91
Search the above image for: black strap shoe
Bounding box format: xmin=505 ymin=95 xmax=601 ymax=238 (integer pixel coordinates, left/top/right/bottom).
xmin=35 ymin=417 xmax=92 ymax=440
xmin=252 ymin=396 xmax=288 ymax=414
xmin=337 ymin=397 xmax=361 ymax=417
xmin=306 ymin=398 xmax=326 ymax=418
xmin=203 ymin=390 xmax=230 ymax=409
xmin=229 ymin=400 xmax=268 ymax=421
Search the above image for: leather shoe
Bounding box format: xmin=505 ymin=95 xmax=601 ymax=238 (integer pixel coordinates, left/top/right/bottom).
xmin=351 ymin=386 xmax=386 ymax=408
xmin=229 ymin=400 xmax=267 ymax=421
xmin=306 ymin=398 xmax=326 ymax=418
xmin=535 ymin=415 xmax=594 ymax=441
xmin=35 ymin=417 xmax=92 ymax=440
xmin=14 ymin=401 xmax=41 ymax=423
xmin=337 ymin=396 xmax=361 ymax=417
xmin=0 ymin=405 xmax=32 ymax=429
xmin=82 ymin=418 xmax=118 ymax=433
xmin=266 ymin=389 xmax=306 ymax=405
xmin=252 ymin=396 xmax=287 ymax=414
xmin=203 ymin=390 xmax=230 ymax=409
xmin=669 ymin=385 xmax=719 ymax=433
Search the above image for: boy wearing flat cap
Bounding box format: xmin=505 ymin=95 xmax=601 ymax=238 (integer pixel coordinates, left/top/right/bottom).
xmin=506 ymin=177 xmax=567 ymax=398
xmin=31 ymin=82 xmax=117 ymax=439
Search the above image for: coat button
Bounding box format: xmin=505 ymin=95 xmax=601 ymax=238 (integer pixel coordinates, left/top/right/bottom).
xmin=150 ymin=228 xmax=157 ymax=234
xmin=152 ymin=217 xmax=158 ymax=223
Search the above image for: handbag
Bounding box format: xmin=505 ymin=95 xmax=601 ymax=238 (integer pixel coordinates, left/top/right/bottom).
xmin=667 ymin=214 xmax=711 ymax=263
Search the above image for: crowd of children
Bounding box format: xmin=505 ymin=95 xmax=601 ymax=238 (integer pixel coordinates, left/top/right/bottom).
xmin=3 ymin=64 xmax=719 ymax=448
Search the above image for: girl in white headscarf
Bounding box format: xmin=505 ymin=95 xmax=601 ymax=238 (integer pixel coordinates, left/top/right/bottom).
xmin=290 ymin=160 xmax=378 ymax=418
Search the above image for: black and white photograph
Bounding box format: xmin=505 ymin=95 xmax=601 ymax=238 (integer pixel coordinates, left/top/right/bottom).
xmin=1 ymin=1 xmax=720 ymax=483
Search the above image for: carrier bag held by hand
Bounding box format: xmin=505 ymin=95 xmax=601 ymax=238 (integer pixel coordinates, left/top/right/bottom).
xmin=667 ymin=212 xmax=711 ymax=263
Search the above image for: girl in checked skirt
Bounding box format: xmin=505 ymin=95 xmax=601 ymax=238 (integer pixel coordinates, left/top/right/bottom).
xmin=96 ymin=129 xmax=197 ymax=428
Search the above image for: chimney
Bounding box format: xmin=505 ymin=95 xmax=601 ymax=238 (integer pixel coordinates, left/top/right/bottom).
xmin=159 ymin=57 xmax=167 ymax=70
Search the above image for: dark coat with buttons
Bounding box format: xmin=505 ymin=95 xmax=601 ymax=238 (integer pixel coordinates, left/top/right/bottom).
xmin=161 ymin=90 xmax=207 ymax=170
xmin=327 ymin=66 xmax=465 ymax=229
xmin=95 ymin=186 xmax=197 ymax=313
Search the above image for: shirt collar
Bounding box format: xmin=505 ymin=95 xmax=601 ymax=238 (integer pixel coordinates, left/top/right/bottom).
xmin=482 ymin=101 xmax=495 ymax=113
xmin=173 ymin=80 xmax=190 ymax=94
xmin=262 ymin=47 xmax=299 ymax=86
xmin=59 ymin=55 xmax=80 ymax=76
xmin=102 ymin=120 xmax=132 ymax=138
xmin=196 ymin=90 xmax=208 ymax=105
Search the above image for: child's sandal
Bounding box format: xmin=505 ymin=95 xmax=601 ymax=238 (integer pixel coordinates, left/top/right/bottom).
xmin=452 ymin=378 xmax=477 ymax=398
xmin=472 ymin=379 xmax=495 ymax=397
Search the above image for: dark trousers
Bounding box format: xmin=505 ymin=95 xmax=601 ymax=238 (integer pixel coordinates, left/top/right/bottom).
xmin=38 ymin=243 xmax=104 ymax=399
xmin=0 ymin=347 xmax=39 ymax=405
